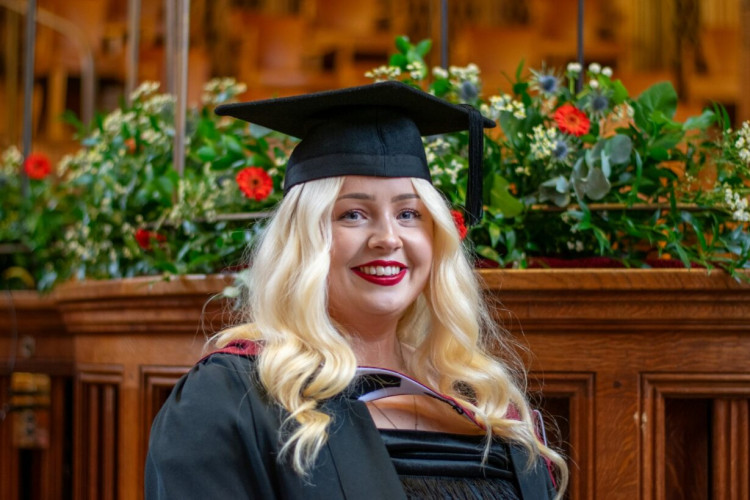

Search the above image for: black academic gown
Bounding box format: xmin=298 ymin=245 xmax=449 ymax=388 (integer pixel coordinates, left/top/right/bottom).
xmin=145 ymin=352 xmax=555 ymax=499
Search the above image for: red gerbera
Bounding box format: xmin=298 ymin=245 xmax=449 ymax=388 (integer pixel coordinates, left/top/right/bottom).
xmin=451 ymin=209 xmax=468 ymax=240
xmin=135 ymin=228 xmax=166 ymax=250
xmin=554 ymin=103 xmax=591 ymax=137
xmin=236 ymin=167 xmax=273 ymax=201
xmin=23 ymin=153 xmax=52 ymax=180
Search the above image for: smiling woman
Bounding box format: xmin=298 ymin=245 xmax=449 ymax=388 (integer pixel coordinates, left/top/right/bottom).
xmin=145 ymin=81 xmax=567 ymax=499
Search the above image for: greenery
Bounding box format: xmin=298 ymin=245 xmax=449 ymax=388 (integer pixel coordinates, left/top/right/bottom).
xmin=375 ymin=36 xmax=750 ymax=275
xmin=1 ymin=36 xmax=749 ymax=291
xmin=2 ymin=79 xmax=294 ymax=290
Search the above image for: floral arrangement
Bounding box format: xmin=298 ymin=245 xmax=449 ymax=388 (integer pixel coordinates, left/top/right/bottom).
xmin=1 ymin=79 xmax=294 ymax=289
xmin=0 ymin=148 xmax=71 ymax=289
xmin=2 ymin=36 xmax=749 ymax=290
xmin=369 ymin=36 xmax=749 ymax=276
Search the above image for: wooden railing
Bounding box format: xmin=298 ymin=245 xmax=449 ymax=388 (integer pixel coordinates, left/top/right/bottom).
xmin=1 ymin=269 xmax=749 ymax=499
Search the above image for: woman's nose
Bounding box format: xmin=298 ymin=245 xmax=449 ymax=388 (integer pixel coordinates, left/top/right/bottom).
xmin=368 ymin=220 xmax=402 ymax=251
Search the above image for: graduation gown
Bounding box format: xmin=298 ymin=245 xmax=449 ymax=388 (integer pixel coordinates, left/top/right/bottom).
xmin=145 ymin=352 xmax=556 ymax=499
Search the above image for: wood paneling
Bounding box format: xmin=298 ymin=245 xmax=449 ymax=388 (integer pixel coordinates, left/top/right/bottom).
xmin=75 ymin=365 xmax=123 ymax=500
xmin=3 ymin=270 xmax=750 ymax=499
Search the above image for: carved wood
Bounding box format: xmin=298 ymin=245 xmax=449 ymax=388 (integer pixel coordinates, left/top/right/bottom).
xmin=529 ymin=372 xmax=595 ymax=499
xmin=75 ymin=365 xmax=123 ymax=500
xmin=139 ymin=365 xmax=192 ymax=495
xmin=3 ymin=270 xmax=747 ymax=499
xmin=641 ymin=373 xmax=750 ymax=500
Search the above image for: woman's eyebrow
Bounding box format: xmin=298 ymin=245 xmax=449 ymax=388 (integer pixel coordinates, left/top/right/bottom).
xmin=336 ymin=193 xmax=374 ymax=201
xmin=391 ymin=193 xmax=420 ymax=202
xmin=336 ymin=193 xmax=420 ymax=202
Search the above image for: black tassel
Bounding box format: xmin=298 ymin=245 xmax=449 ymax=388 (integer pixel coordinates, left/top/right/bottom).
xmin=461 ymin=104 xmax=485 ymax=226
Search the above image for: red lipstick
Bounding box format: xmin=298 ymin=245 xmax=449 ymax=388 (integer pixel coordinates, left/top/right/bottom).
xmin=352 ymin=260 xmax=407 ymax=286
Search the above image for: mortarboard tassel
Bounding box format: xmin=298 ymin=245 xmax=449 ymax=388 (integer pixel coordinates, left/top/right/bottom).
xmin=462 ymin=104 xmax=484 ymax=225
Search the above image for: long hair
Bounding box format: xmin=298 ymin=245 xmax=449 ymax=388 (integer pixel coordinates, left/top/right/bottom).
xmin=214 ymin=176 xmax=568 ymax=494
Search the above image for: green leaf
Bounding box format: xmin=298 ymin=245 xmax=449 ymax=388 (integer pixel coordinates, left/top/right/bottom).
xmin=196 ymin=145 xmax=216 ymax=162
xmin=611 ymin=80 xmax=629 ymax=104
xmin=607 ymin=134 xmax=633 ymax=165
xmin=488 ymin=222 xmax=501 ymax=247
xmin=395 ymin=35 xmax=411 ymax=54
xmin=584 ymin=167 xmax=611 ymax=200
xmin=415 ymin=39 xmax=432 ymax=57
xmin=637 ymin=81 xmax=678 ymax=119
xmin=476 ymin=245 xmax=502 ymax=264
xmin=488 ymin=176 xmax=523 ymax=217
xmin=389 ymin=53 xmax=407 ymax=68
xmin=683 ymin=110 xmax=716 ymax=131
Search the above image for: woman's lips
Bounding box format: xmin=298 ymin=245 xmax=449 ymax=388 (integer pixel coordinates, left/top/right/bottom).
xmin=351 ymin=261 xmax=407 ymax=286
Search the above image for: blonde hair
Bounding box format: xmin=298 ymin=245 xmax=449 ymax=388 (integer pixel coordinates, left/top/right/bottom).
xmin=214 ymin=176 xmax=568 ymax=494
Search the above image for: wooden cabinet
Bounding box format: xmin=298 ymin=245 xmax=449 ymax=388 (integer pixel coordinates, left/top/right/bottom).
xmin=2 ymin=270 xmax=749 ymax=499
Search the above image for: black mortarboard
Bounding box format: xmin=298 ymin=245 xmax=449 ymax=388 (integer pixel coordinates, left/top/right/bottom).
xmin=215 ymin=80 xmax=494 ymax=224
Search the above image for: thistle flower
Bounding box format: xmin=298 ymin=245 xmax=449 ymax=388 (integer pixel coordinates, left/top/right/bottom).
xmin=530 ymin=65 xmax=561 ymax=97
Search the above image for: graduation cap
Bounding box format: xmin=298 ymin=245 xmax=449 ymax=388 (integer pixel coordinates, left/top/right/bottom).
xmin=215 ymin=80 xmax=494 ymax=224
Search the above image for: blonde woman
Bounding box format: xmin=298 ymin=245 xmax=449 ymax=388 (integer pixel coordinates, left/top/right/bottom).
xmin=146 ymin=81 xmax=567 ymax=499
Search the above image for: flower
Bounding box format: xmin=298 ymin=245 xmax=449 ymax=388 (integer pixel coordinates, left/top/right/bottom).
xmin=236 ymin=167 xmax=273 ymax=201
xmin=451 ymin=210 xmax=468 ymax=240
xmin=23 ymin=153 xmax=52 ymax=180
xmin=554 ymin=103 xmax=591 ymax=137
xmin=134 ymin=228 xmax=166 ymax=250
xmin=530 ymin=66 xmax=561 ymax=97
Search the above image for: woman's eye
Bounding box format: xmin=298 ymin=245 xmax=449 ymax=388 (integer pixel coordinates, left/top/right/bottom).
xmin=339 ymin=210 xmax=364 ymax=221
xmin=398 ymin=209 xmax=421 ymax=220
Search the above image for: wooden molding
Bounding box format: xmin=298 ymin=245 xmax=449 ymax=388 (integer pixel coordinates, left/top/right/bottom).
xmin=530 ymin=372 xmax=595 ymax=500
xmin=139 ymin=365 xmax=192 ymax=495
xmin=74 ymin=365 xmax=123 ymax=500
xmin=640 ymin=373 xmax=750 ymax=500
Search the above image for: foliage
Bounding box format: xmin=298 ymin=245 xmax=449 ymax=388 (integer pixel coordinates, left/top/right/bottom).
xmin=371 ymin=36 xmax=750 ymax=276
xmin=1 ymin=148 xmax=71 ymax=290
xmin=1 ymin=79 xmax=294 ymax=290
xmin=2 ymin=36 xmax=749 ymax=290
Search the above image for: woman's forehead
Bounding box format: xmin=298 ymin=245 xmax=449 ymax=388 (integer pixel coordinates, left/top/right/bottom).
xmin=338 ymin=176 xmax=417 ymax=195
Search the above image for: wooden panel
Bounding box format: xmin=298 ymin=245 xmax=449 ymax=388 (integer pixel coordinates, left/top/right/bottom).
xmin=640 ymin=373 xmax=750 ymax=500
xmin=530 ymin=372 xmax=595 ymax=500
xmin=47 ymin=270 xmax=750 ymax=499
xmin=138 ymin=365 xmax=191 ymax=498
xmin=75 ymin=365 xmax=123 ymax=500
xmin=713 ymin=399 xmax=750 ymax=500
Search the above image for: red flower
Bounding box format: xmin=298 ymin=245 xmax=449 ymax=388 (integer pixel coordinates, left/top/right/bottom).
xmin=451 ymin=210 xmax=468 ymax=240
xmin=23 ymin=153 xmax=52 ymax=180
xmin=554 ymin=103 xmax=591 ymax=137
xmin=236 ymin=167 xmax=273 ymax=201
xmin=135 ymin=228 xmax=166 ymax=250
xmin=125 ymin=138 xmax=137 ymax=154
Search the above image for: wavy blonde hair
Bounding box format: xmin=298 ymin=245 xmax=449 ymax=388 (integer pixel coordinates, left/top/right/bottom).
xmin=214 ymin=176 xmax=568 ymax=495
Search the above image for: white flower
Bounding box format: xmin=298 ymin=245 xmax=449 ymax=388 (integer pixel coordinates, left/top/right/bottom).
xmin=365 ymin=65 xmax=401 ymax=81
xmin=567 ymin=62 xmax=582 ymax=73
xmin=602 ymin=66 xmax=613 ymax=78
xmin=588 ymin=62 xmax=601 ymax=74
xmin=528 ymin=125 xmax=557 ymax=160
xmin=589 ymin=79 xmax=600 ymax=89
xmin=432 ymin=66 xmax=449 ymax=79
xmin=130 ymin=81 xmax=160 ymax=102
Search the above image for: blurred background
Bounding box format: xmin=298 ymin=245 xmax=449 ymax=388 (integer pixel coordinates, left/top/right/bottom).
xmin=1 ymin=0 xmax=748 ymax=163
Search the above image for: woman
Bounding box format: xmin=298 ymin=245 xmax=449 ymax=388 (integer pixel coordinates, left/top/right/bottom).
xmin=146 ymin=81 xmax=567 ymax=499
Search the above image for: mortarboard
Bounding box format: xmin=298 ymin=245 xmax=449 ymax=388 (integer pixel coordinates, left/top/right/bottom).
xmin=215 ymin=80 xmax=494 ymax=224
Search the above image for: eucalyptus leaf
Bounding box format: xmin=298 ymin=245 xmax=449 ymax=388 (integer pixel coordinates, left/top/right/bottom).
xmin=607 ymin=135 xmax=632 ymax=165
xmin=584 ymin=167 xmax=611 ymax=200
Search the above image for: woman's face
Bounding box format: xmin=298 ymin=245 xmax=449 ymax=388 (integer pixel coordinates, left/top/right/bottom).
xmin=328 ymin=176 xmax=434 ymax=328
